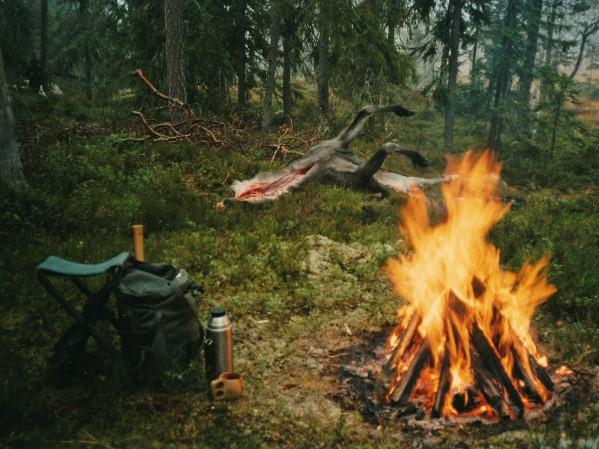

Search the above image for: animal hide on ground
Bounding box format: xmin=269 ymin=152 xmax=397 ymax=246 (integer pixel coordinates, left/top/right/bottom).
xmin=223 ymin=105 xmax=451 ymax=205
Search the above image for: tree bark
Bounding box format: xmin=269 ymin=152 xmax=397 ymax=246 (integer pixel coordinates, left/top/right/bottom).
xmin=550 ymin=96 xmax=561 ymax=153
xmin=539 ymin=0 xmax=560 ymax=102
xmin=569 ymin=21 xmax=599 ymax=80
xmin=470 ymin=24 xmax=479 ymax=90
xmin=40 ymin=0 xmax=49 ymax=90
xmin=164 ymin=0 xmax=187 ymax=106
xmin=0 ymin=48 xmax=26 ymax=190
xmin=518 ymin=0 xmax=543 ymax=136
xmin=262 ymin=10 xmax=280 ymax=129
xmin=282 ymin=26 xmax=292 ymax=120
xmin=444 ymin=0 xmax=463 ymax=152
xmin=80 ymin=0 xmax=93 ymax=100
xmin=487 ymin=0 xmax=519 ymax=150
xmin=387 ymin=1 xmax=399 ymax=47
xmin=318 ymin=0 xmax=329 ymax=119
xmin=84 ymin=45 xmax=92 ymax=101
xmin=233 ymin=0 xmax=247 ymax=113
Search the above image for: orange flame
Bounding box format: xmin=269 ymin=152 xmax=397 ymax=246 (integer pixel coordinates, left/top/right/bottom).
xmin=385 ymin=151 xmax=557 ymax=418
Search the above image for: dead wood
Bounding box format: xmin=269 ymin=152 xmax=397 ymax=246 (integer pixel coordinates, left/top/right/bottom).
xmin=133 ymin=69 xmax=189 ymax=111
xmin=226 ymin=104 xmax=451 ymax=204
xmin=382 ymin=313 xmax=422 ymax=381
xmin=471 ymin=346 xmax=512 ymax=419
xmin=389 ymin=339 xmax=431 ymax=404
xmin=431 ymin=349 xmax=451 ymax=418
xmin=130 ymin=69 xmax=318 ymax=158
xmin=471 ymin=322 xmax=524 ymax=417
xmin=529 ymin=353 xmax=554 ymax=392
xmin=130 ymin=69 xmax=239 ymax=146
xmin=451 ymin=387 xmax=480 ymax=413
xmin=512 ymin=347 xmax=543 ymax=403
xmin=490 ymin=304 xmax=548 ymax=403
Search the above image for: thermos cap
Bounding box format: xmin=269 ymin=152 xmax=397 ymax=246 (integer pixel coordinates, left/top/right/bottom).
xmin=211 ymin=307 xmax=226 ymax=318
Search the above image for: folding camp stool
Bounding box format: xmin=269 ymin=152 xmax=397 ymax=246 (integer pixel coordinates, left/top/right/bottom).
xmin=36 ymin=252 xmax=131 ymax=379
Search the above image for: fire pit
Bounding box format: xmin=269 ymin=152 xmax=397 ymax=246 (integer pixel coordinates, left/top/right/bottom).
xmin=332 ymin=151 xmax=575 ymax=425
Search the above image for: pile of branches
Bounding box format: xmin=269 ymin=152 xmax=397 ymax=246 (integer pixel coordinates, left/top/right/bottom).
xmin=131 ymin=69 xmax=245 ymax=147
xmin=259 ymin=124 xmax=319 ymax=163
xmin=130 ymin=69 xmax=320 ymax=162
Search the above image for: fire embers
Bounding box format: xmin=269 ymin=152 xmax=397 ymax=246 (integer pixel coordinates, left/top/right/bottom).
xmin=382 ymin=151 xmax=569 ymax=420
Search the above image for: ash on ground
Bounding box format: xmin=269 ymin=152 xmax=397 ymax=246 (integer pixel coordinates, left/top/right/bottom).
xmin=326 ymin=329 xmax=579 ymax=432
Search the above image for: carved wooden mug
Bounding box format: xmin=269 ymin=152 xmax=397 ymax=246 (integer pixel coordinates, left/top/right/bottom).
xmin=210 ymin=371 xmax=244 ymax=400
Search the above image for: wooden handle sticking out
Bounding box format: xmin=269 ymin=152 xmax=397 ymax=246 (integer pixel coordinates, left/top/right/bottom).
xmin=132 ymin=224 xmax=145 ymax=261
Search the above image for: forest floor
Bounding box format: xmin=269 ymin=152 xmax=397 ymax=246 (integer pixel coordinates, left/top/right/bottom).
xmin=1 ymin=90 xmax=599 ymax=449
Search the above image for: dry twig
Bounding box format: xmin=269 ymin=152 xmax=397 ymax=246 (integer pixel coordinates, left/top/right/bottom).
xmin=130 ymin=69 xmax=321 ymax=158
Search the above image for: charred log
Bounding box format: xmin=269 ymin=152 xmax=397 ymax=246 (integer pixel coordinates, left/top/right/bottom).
xmin=389 ymin=340 xmax=431 ymax=404
xmin=471 ymin=322 xmax=524 ymax=418
xmin=512 ymin=347 xmax=543 ymax=403
xmin=382 ymin=313 xmax=421 ymax=380
xmin=530 ymin=354 xmax=554 ymax=392
xmin=490 ymin=304 xmax=548 ymax=403
xmin=431 ymin=349 xmax=451 ymax=418
xmin=451 ymin=387 xmax=480 ymax=413
xmin=471 ymin=347 xmax=512 ymax=419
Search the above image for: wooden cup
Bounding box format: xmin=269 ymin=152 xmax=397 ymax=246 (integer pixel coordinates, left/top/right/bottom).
xmin=210 ymin=371 xmax=244 ymax=401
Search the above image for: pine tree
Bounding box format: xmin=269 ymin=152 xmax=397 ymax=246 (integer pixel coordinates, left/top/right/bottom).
xmin=164 ymin=0 xmax=187 ymax=104
xmin=0 ymin=47 xmax=26 ymax=190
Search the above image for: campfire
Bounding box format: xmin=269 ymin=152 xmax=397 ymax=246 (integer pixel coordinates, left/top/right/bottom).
xmin=382 ymin=151 xmax=565 ymax=421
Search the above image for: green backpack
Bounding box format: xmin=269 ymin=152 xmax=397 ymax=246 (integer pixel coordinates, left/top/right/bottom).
xmin=114 ymin=261 xmax=203 ymax=384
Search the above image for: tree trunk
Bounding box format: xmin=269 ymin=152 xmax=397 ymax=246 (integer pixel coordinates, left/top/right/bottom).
xmin=486 ymin=54 xmax=497 ymax=108
xmin=518 ymin=0 xmax=543 ymax=136
xmin=84 ymin=45 xmax=92 ymax=101
xmin=282 ymin=27 xmax=292 ymax=120
xmin=487 ymin=0 xmax=519 ymax=150
xmin=539 ymin=0 xmax=560 ymax=102
xmin=318 ymin=1 xmax=329 ymax=119
xmin=444 ymin=0 xmax=463 ymax=152
xmin=0 ymin=48 xmax=26 ymax=190
xmin=387 ymin=1 xmax=399 ymax=47
xmin=164 ymin=0 xmax=187 ymax=107
xmin=550 ymin=97 xmax=561 ymax=154
xmin=262 ymin=11 xmax=280 ymax=129
xmin=470 ymin=24 xmax=479 ymax=90
xmin=80 ymin=0 xmax=93 ymax=100
xmin=569 ymin=21 xmax=599 ymax=80
xmin=40 ymin=0 xmax=48 ymax=90
xmin=233 ymin=0 xmax=247 ymax=114
xmin=589 ymin=43 xmax=595 ymax=83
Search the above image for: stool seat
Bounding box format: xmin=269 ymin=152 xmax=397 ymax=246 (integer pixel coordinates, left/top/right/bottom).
xmin=37 ymin=252 xmax=130 ymax=277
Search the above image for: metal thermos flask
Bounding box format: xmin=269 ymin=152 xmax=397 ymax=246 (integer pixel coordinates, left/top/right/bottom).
xmin=204 ymin=307 xmax=234 ymax=381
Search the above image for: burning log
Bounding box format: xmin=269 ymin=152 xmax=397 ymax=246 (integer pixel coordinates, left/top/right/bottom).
xmin=511 ymin=347 xmax=543 ymax=403
xmin=382 ymin=313 xmax=421 ymax=380
xmin=431 ymin=294 xmax=467 ymax=417
xmin=389 ymin=340 xmax=431 ymax=404
xmin=451 ymin=387 xmax=479 ymax=413
xmin=431 ymin=350 xmax=451 ymax=418
xmin=471 ymin=322 xmax=524 ymax=417
xmin=490 ymin=304 xmax=549 ymax=403
xmin=530 ymin=354 xmax=554 ymax=392
xmin=471 ymin=347 xmax=513 ymax=419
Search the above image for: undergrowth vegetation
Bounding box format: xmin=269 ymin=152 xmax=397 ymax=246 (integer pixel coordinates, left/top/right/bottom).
xmin=1 ymin=88 xmax=598 ymax=448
